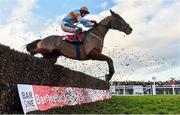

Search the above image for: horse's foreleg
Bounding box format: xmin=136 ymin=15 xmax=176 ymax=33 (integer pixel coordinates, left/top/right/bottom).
xmin=89 ymin=53 xmax=115 ymax=81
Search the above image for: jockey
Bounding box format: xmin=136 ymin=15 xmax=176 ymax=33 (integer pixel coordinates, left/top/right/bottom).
xmin=61 ymin=6 xmax=97 ymax=42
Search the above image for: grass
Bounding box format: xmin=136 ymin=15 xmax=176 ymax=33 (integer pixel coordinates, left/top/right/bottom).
xmin=94 ymin=95 xmax=180 ymax=114
xmin=32 ymin=95 xmax=180 ymax=114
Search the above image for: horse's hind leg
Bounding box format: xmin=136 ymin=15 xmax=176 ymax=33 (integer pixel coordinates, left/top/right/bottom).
xmin=42 ymin=50 xmax=61 ymax=64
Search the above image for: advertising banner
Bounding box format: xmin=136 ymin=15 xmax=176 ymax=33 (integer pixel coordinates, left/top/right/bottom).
xmin=17 ymin=84 xmax=38 ymax=113
xmin=17 ymin=84 xmax=111 ymax=113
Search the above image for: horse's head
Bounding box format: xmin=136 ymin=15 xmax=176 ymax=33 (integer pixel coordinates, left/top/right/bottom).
xmin=110 ymin=10 xmax=132 ymax=35
xmin=26 ymin=39 xmax=41 ymax=55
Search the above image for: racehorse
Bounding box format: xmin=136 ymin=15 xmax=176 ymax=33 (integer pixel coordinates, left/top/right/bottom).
xmin=26 ymin=10 xmax=132 ymax=81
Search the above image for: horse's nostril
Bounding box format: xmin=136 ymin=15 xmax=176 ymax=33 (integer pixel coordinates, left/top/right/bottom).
xmin=128 ymin=28 xmax=132 ymax=34
xmin=126 ymin=29 xmax=132 ymax=35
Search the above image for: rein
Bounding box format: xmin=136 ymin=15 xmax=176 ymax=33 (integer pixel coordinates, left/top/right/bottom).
xmin=89 ymin=23 xmax=109 ymax=38
xmin=88 ymin=23 xmax=111 ymax=48
xmin=93 ymin=23 xmax=110 ymax=35
xmin=98 ymin=23 xmax=111 ymax=28
xmin=89 ymin=32 xmax=102 ymax=45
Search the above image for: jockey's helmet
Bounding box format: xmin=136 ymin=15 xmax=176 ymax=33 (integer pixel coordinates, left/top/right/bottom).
xmin=80 ymin=6 xmax=89 ymax=14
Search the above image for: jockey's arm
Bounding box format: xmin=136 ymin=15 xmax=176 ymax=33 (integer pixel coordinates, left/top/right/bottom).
xmin=77 ymin=16 xmax=94 ymax=27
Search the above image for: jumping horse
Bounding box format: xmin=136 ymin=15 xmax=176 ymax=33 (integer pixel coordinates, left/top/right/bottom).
xmin=26 ymin=10 xmax=132 ymax=81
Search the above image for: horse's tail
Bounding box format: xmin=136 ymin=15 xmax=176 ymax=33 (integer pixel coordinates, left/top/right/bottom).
xmin=26 ymin=39 xmax=41 ymax=55
xmin=18 ymin=44 xmax=27 ymax=52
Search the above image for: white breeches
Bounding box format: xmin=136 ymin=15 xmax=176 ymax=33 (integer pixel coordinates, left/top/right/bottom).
xmin=61 ymin=21 xmax=76 ymax=33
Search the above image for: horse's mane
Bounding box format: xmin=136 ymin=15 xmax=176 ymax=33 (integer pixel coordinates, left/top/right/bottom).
xmin=87 ymin=15 xmax=111 ymax=32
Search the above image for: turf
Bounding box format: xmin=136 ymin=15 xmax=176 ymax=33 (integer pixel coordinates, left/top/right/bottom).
xmin=32 ymin=95 xmax=180 ymax=114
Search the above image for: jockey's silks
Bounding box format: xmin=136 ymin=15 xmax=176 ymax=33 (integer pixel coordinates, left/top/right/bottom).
xmin=69 ymin=11 xmax=81 ymax=23
xmin=62 ymin=9 xmax=93 ymax=28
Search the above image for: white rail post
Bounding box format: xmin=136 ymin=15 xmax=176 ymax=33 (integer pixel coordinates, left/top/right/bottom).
xmin=123 ymin=85 xmax=126 ymax=96
xmin=152 ymin=82 xmax=156 ymax=95
xmin=152 ymin=77 xmax=156 ymax=95
xmin=172 ymin=84 xmax=175 ymax=95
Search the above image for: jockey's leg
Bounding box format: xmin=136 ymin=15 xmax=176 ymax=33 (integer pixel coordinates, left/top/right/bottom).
xmin=74 ymin=28 xmax=82 ymax=42
xmin=61 ymin=21 xmax=82 ymax=43
xmin=61 ymin=21 xmax=76 ymax=33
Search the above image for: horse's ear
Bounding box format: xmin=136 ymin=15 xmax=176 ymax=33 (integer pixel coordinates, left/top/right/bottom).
xmin=110 ymin=9 xmax=116 ymax=15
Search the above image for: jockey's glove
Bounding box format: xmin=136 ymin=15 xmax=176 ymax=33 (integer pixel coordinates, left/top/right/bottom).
xmin=91 ymin=20 xmax=97 ymax=25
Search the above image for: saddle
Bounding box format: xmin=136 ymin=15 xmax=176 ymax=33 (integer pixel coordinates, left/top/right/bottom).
xmin=62 ymin=33 xmax=85 ymax=44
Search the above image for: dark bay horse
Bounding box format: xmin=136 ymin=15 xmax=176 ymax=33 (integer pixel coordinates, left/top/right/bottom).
xmin=26 ymin=10 xmax=132 ymax=81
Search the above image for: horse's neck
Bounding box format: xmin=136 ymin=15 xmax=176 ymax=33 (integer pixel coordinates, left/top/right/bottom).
xmin=83 ymin=16 xmax=112 ymax=55
xmin=89 ymin=16 xmax=111 ymax=39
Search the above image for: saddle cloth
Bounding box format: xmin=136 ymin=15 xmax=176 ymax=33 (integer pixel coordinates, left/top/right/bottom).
xmin=62 ymin=33 xmax=84 ymax=42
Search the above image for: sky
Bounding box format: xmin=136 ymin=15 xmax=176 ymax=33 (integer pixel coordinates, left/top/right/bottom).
xmin=0 ymin=0 xmax=179 ymax=82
